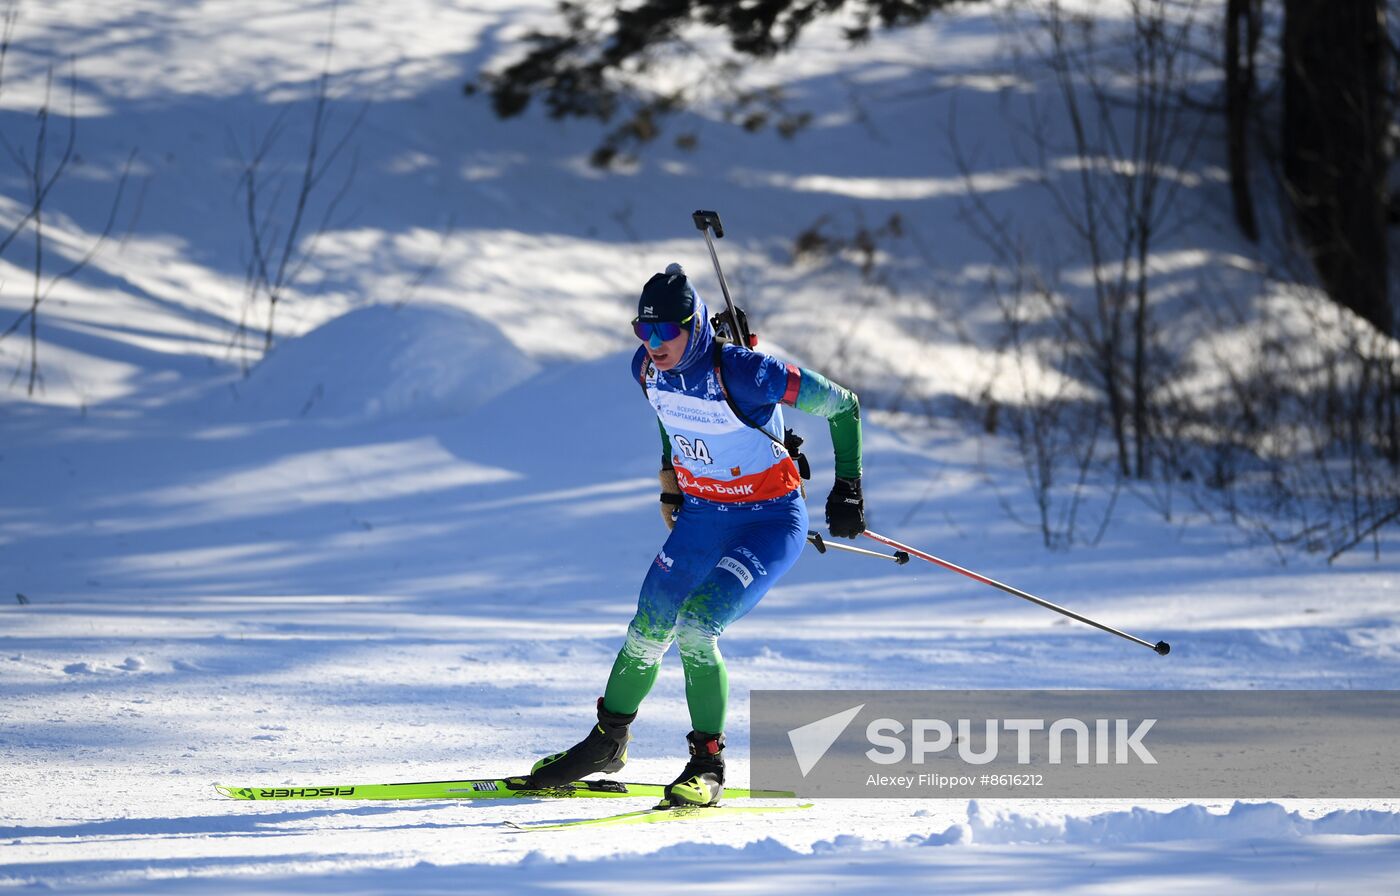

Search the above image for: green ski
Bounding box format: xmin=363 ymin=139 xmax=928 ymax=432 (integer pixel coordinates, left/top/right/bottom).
xmin=214 ymin=777 xmax=796 ymax=802
xmin=504 ymin=802 xmax=816 ymax=831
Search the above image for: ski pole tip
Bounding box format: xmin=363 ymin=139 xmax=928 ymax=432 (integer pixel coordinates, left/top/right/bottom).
xmin=894 ymin=551 xmax=910 ymax=565
xmin=1153 ymin=640 xmax=1171 ymax=656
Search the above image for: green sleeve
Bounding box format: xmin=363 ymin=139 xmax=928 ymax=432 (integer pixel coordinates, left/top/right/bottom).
xmin=657 ymin=419 xmax=673 ymax=469
xmin=792 ymin=368 xmax=862 ymax=480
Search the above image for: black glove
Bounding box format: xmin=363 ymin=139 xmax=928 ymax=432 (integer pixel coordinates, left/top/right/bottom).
xmin=825 ymin=476 xmax=865 ymax=538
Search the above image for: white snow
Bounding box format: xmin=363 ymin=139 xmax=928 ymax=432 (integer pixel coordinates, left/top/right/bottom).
xmin=2 ymin=0 xmax=1398 ymax=893
xmin=220 ymin=304 xmax=541 ymax=422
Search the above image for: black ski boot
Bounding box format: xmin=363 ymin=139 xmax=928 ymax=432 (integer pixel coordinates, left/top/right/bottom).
xmin=526 ymin=698 xmax=635 ymax=788
xmin=663 ymin=730 xmax=725 ymax=806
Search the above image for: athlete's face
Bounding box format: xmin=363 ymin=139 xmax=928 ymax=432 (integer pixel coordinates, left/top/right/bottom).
xmin=644 ymin=325 xmax=689 ymax=371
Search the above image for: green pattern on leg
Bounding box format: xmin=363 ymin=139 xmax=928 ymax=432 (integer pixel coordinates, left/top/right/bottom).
xmin=603 ymin=614 xmax=674 ymax=716
xmin=681 ymin=645 xmax=727 ymax=733
xmin=676 ymin=587 xmax=730 ymax=733
xmin=603 ymin=649 xmax=662 ymax=716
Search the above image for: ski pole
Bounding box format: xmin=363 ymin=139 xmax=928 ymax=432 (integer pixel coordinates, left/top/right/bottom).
xmin=692 ymin=209 xmax=751 ymax=347
xmin=808 ymin=530 xmax=909 ymax=564
xmin=861 ymin=529 xmax=1171 ymax=655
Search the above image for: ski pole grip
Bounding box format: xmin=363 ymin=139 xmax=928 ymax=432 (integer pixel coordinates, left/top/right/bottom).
xmin=692 ymin=209 xmax=724 ymax=238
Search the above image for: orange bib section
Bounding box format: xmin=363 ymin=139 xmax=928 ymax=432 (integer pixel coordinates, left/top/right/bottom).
xmin=674 ymin=458 xmax=802 ymax=503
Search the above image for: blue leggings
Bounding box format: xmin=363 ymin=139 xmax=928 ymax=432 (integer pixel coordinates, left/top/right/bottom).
xmin=602 ymin=492 xmax=809 ymax=733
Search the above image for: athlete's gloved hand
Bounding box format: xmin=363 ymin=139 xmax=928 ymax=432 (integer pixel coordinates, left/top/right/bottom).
xmin=825 ymin=476 xmax=865 ymax=538
xmin=659 ymin=468 xmax=683 ymax=530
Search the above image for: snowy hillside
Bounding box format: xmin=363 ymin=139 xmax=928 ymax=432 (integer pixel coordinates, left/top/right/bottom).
xmin=2 ymin=0 xmax=1399 ymax=893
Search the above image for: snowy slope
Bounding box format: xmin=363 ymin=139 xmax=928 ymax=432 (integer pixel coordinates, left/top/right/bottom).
xmin=5 ymin=330 xmax=1400 ymax=892
xmin=2 ymin=0 xmax=1399 ymax=893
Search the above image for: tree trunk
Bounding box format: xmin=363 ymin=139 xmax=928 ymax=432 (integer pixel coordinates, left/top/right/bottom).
xmin=1282 ymin=0 xmax=1392 ymax=335
xmin=1225 ymin=0 xmax=1260 ymax=242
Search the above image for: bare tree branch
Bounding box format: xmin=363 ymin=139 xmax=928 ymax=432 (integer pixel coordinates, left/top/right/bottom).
xmin=229 ymin=0 xmax=367 ymax=362
xmin=0 ymin=48 xmax=136 ymax=395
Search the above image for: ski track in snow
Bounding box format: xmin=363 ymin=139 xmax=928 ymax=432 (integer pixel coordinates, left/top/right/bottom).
xmin=1 ymin=0 xmax=1398 ymax=892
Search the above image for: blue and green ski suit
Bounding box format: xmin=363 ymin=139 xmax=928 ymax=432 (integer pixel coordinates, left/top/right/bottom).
xmin=603 ymin=293 xmax=862 ymax=733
